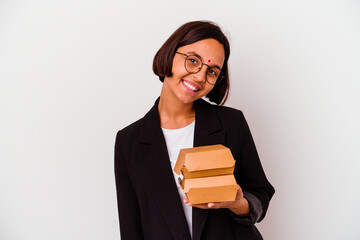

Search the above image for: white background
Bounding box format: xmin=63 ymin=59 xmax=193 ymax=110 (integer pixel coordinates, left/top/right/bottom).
xmin=1 ymin=0 xmax=359 ymax=239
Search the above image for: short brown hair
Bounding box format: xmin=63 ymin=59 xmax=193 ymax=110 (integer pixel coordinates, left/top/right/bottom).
xmin=153 ymin=21 xmax=230 ymax=105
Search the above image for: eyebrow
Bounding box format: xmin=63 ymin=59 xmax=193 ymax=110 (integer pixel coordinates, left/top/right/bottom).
xmin=186 ymin=51 xmax=222 ymax=70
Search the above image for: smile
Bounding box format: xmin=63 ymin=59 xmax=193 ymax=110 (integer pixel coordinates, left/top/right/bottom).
xmin=182 ymin=80 xmax=200 ymax=92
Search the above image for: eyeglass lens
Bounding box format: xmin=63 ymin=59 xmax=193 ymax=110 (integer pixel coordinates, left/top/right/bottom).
xmin=185 ymin=55 xmax=221 ymax=85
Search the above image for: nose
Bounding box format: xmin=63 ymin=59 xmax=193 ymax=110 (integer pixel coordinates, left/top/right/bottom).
xmin=192 ymin=65 xmax=207 ymax=83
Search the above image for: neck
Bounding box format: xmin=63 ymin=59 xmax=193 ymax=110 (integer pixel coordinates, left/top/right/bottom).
xmin=158 ymin=87 xmax=196 ymax=129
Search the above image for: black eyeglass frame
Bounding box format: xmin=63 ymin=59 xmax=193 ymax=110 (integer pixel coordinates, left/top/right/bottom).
xmin=175 ymin=52 xmax=224 ymax=85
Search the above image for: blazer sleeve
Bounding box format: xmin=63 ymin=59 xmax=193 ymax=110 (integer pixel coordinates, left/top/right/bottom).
xmin=114 ymin=131 xmax=144 ymax=239
xmin=232 ymin=110 xmax=275 ymax=223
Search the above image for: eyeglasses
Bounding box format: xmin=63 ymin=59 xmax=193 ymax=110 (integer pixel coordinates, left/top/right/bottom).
xmin=175 ymin=52 xmax=224 ymax=85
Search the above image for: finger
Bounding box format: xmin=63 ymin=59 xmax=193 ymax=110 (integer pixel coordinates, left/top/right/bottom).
xmin=208 ymin=203 xmax=216 ymax=208
xmin=236 ymin=185 xmax=244 ymax=199
xmin=208 ymin=201 xmax=228 ymax=209
xmin=189 ymin=203 xmax=210 ymax=209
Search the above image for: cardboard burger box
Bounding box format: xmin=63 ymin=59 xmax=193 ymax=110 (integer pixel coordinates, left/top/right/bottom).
xmin=174 ymin=144 xmax=238 ymax=204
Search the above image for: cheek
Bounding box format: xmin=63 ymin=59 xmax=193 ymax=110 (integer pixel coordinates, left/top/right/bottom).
xmin=203 ymin=85 xmax=215 ymax=95
xmin=171 ymin=61 xmax=188 ymax=77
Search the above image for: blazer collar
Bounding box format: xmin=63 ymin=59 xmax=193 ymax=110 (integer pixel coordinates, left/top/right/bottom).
xmin=138 ymin=97 xmax=225 ymax=240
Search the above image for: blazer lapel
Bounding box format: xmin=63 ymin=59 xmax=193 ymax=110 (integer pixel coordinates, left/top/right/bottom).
xmin=192 ymin=98 xmax=226 ymax=240
xmin=138 ymin=98 xmax=192 ymax=240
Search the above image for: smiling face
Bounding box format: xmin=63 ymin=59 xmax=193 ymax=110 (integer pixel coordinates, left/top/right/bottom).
xmin=162 ymin=38 xmax=225 ymax=105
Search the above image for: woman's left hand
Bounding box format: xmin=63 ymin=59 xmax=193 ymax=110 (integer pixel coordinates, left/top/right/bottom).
xmin=183 ymin=185 xmax=250 ymax=216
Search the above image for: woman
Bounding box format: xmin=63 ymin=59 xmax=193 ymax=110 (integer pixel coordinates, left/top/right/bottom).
xmin=115 ymin=21 xmax=275 ymax=240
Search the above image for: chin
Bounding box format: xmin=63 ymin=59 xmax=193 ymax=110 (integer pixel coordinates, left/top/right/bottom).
xmin=179 ymin=95 xmax=203 ymax=105
xmin=179 ymin=98 xmax=194 ymax=105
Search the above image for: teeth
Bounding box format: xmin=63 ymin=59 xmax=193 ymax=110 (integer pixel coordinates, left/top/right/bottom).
xmin=183 ymin=81 xmax=198 ymax=91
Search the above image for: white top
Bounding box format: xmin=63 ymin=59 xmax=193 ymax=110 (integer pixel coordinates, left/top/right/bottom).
xmin=161 ymin=121 xmax=195 ymax=238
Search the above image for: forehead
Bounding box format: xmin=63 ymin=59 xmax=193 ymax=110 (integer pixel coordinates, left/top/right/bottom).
xmin=177 ymin=39 xmax=225 ymax=66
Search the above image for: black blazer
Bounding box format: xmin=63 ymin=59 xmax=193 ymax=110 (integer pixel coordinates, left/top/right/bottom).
xmin=115 ymin=97 xmax=275 ymax=240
